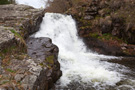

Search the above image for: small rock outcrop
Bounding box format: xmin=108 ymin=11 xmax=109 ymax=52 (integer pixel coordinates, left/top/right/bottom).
xmin=84 ymin=0 xmax=99 ymax=20
xmin=0 ymin=26 xmax=15 ymax=50
xmin=0 ymin=4 xmax=44 ymax=39
xmin=27 ymin=37 xmax=58 ymax=60
xmin=27 ymin=37 xmax=62 ymax=90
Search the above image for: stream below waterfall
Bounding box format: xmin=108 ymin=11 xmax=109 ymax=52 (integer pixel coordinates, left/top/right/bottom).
xmin=34 ymin=13 xmax=135 ymax=90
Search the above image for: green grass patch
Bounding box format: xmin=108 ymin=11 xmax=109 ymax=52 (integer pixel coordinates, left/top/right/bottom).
xmin=89 ymin=32 xmax=126 ymax=43
xmin=95 ymin=16 xmax=101 ymax=20
xmin=104 ymin=8 xmax=111 ymax=14
xmin=6 ymin=68 xmax=16 ymax=73
xmin=97 ymin=33 xmax=118 ymax=40
xmin=0 ymin=45 xmax=17 ymax=59
xmin=10 ymin=29 xmax=26 ymax=47
xmin=0 ymin=0 xmax=11 ymax=5
xmin=0 ymin=45 xmax=16 ymax=53
xmin=101 ymin=33 xmax=113 ymax=40
xmin=89 ymin=32 xmax=99 ymax=38
xmin=0 ymin=0 xmax=15 ymax=5
xmin=19 ymin=26 xmax=24 ymax=30
xmin=39 ymin=63 xmax=46 ymax=67
xmin=1 ymin=80 xmax=10 ymax=85
xmin=46 ymin=56 xmax=54 ymax=64
xmin=10 ymin=29 xmax=22 ymax=39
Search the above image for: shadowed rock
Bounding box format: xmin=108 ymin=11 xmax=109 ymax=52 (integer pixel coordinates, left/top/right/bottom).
xmin=26 ymin=37 xmax=62 ymax=90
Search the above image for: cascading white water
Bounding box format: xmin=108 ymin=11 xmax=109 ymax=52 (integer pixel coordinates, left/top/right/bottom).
xmin=34 ymin=13 xmax=134 ymax=89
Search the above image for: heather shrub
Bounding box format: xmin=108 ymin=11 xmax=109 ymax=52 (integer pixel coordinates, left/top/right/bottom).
xmin=0 ymin=0 xmax=15 ymax=5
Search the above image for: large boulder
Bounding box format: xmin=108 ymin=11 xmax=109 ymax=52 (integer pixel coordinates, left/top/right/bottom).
xmin=27 ymin=37 xmax=58 ymax=60
xmin=0 ymin=4 xmax=44 ymax=39
xmin=27 ymin=37 xmax=62 ymax=90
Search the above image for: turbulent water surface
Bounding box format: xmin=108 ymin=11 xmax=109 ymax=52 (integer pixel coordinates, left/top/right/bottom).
xmin=35 ymin=13 xmax=135 ymax=90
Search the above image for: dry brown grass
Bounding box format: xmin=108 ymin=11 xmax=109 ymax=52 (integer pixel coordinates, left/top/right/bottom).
xmin=45 ymin=0 xmax=92 ymax=13
xmin=45 ymin=0 xmax=70 ymax=13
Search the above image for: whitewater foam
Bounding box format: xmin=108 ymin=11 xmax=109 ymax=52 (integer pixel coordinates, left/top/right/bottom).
xmin=35 ymin=13 xmax=123 ymax=88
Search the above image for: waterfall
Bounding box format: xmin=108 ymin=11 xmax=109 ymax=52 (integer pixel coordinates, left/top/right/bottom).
xmin=34 ymin=13 xmax=134 ymax=89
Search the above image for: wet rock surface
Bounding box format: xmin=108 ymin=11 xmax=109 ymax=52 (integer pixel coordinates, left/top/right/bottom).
xmin=108 ymin=57 xmax=135 ymax=70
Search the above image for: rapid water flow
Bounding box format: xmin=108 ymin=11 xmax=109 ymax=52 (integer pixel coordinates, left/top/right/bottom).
xmin=35 ymin=13 xmax=135 ymax=90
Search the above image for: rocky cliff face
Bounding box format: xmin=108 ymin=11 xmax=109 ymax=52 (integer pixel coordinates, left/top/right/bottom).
xmin=65 ymin=0 xmax=135 ymax=56
xmin=0 ymin=4 xmax=62 ymax=90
